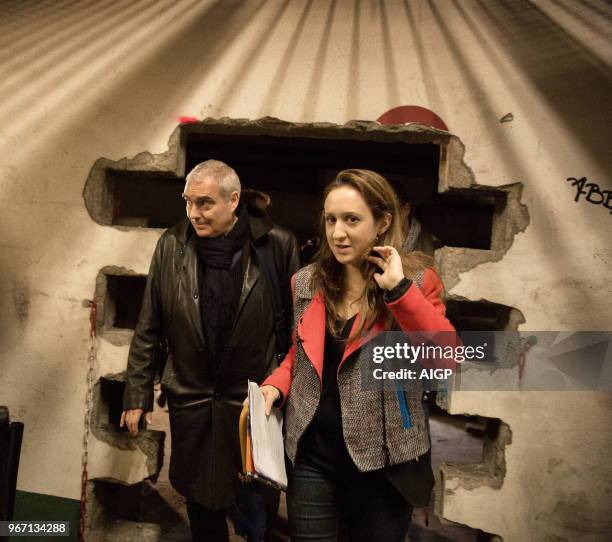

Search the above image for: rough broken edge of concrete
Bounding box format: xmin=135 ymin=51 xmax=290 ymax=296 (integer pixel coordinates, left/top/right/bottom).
xmin=82 ymin=141 xmax=180 ymax=227
xmin=85 ymin=417 xmax=163 ymax=541
xmin=85 ymin=481 xmax=161 ymax=542
xmin=431 ymin=180 xmax=527 ymax=532
xmin=89 ymin=378 xmax=164 ymax=482
xmin=432 ymin=418 xmax=512 ymax=539
xmin=434 ymin=299 xmax=525 ymax=415
xmin=436 ymin=182 xmax=530 ymax=293
xmin=181 ymin=116 xmax=456 ymax=149
xmin=84 ymin=376 xmax=163 ymax=541
xmin=439 ymin=136 xmax=474 ymax=192
xmin=94 ymin=266 xmax=144 ymax=347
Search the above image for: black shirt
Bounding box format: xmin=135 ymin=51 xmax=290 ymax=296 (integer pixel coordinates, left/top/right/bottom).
xmin=297 ymin=314 xmax=357 ymax=475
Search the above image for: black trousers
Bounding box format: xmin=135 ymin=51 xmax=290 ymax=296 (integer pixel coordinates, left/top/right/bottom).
xmin=186 ymin=501 xmax=229 ymax=542
xmin=187 ymin=485 xmax=280 ymax=542
xmin=287 ymin=461 xmax=413 ymax=542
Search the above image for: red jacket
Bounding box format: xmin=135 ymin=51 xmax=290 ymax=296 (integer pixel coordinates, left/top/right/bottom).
xmin=264 ymin=268 xmax=458 ymax=400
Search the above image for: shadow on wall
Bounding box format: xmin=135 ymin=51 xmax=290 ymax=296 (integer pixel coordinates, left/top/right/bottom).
xmin=2 ymin=0 xmax=610 ymax=193
xmin=0 ymin=0 xmax=269 ymax=175
xmin=471 ymin=0 xmax=612 ymax=180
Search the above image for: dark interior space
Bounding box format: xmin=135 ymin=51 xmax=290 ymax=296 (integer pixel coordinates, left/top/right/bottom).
xmin=446 ymin=299 xmax=512 ymax=331
xmin=105 ymin=274 xmax=147 ymax=330
xmin=96 ymin=130 xmax=504 ymax=254
xmin=185 ymin=132 xmax=498 ymax=250
xmin=446 ymin=299 xmax=515 ymax=363
xmin=416 ymin=189 xmax=505 ymax=250
xmin=108 ymin=171 xmax=185 ymax=228
xmin=93 ymin=480 xmax=146 ymax=523
xmin=99 ymin=377 xmax=142 ymax=431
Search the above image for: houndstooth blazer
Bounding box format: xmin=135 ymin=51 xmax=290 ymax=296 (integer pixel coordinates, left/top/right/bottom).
xmin=263 ymin=263 xmax=457 ymax=472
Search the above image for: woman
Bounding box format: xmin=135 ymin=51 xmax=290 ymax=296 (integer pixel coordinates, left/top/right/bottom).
xmin=259 ymin=169 xmax=458 ymax=541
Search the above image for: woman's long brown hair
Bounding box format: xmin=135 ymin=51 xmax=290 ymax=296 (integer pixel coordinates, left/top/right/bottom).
xmin=312 ymin=169 xmax=433 ymax=341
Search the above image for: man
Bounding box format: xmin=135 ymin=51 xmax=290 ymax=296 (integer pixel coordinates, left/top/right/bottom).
xmin=401 ymin=201 xmax=440 ymax=256
xmin=121 ymin=160 xmax=299 ymax=541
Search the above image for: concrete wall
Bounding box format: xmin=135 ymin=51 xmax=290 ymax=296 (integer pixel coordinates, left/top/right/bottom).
xmin=0 ymin=1 xmax=610 ymax=540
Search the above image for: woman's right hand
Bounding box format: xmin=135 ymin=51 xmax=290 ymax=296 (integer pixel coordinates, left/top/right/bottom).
xmin=260 ymin=385 xmax=281 ymax=416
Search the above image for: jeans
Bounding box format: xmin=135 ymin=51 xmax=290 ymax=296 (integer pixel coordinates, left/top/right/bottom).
xmin=287 ymin=461 xmax=413 ymax=542
xmin=187 ymin=485 xmax=280 ymax=542
xmin=234 ymin=482 xmax=281 ymax=542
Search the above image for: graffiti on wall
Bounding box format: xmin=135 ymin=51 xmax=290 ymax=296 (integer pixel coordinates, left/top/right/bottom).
xmin=566 ymin=177 xmax=612 ymax=214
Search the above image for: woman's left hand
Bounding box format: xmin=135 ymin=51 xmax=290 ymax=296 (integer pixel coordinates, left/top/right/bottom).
xmin=367 ymin=246 xmax=405 ymax=290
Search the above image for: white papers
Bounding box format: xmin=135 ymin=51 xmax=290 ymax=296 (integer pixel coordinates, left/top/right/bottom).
xmin=247 ymin=381 xmax=288 ymax=488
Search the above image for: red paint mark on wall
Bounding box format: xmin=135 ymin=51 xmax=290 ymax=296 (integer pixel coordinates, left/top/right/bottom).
xmin=178 ymin=116 xmax=199 ymax=124
xmin=377 ymin=106 xmax=448 ymax=132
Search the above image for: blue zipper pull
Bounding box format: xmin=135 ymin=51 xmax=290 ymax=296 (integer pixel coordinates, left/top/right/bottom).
xmin=396 ymin=389 xmax=412 ymax=429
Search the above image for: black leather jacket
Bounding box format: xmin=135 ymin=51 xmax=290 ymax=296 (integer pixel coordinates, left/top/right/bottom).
xmin=123 ymin=210 xmax=299 ymax=508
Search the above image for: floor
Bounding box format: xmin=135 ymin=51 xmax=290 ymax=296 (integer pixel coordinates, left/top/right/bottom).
xmin=141 ymin=395 xmax=484 ymax=542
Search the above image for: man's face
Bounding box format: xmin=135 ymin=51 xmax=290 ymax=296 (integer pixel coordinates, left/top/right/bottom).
xmin=182 ymin=177 xmax=238 ymax=238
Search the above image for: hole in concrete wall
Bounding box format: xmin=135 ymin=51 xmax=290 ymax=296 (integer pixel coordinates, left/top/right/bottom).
xmin=99 ymin=377 xmax=123 ymax=430
xmin=412 ymin=402 xmax=506 ymax=540
xmin=446 ymin=299 xmax=513 ymax=331
xmin=84 ymin=121 xmax=509 ymax=255
xmin=83 ymin=120 xmax=522 ymax=541
xmin=88 ymin=377 xmax=168 ymax=538
xmin=185 ymin=132 xmax=440 ymax=245
xmin=105 ymin=274 xmax=146 ymax=330
xmin=183 ymin=130 xmax=505 ymax=250
xmin=108 ymin=171 xmax=185 ymax=228
xmin=88 ymin=479 xmax=168 ymax=540
xmin=417 ymin=189 xmax=506 ymax=250
xmin=439 ymin=413 xmax=512 ymax=492
xmin=446 ymin=299 xmax=517 ymax=363
xmin=99 ymin=377 xmax=146 ymax=432
xmin=94 ymin=268 xmax=147 ymax=346
xmin=93 ymin=480 xmax=145 ymax=522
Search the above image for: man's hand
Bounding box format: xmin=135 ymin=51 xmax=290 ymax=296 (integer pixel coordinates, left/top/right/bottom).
xmin=120 ymin=409 xmax=151 ymax=435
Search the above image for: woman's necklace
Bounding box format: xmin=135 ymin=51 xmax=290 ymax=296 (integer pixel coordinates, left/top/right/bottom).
xmin=340 ymin=268 xmax=366 ymax=320
xmin=338 ymin=294 xmax=361 ymax=320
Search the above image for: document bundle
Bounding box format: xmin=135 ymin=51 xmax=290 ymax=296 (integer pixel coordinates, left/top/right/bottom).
xmin=239 ymin=381 xmax=288 ymax=490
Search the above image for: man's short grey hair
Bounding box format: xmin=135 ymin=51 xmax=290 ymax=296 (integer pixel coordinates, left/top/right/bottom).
xmin=186 ymin=160 xmax=241 ymax=200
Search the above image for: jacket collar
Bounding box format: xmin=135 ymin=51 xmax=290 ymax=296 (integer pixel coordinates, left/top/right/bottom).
xmin=296 ymin=290 xmax=388 ymax=382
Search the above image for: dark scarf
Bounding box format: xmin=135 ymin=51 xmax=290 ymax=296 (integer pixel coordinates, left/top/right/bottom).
xmin=195 ymin=204 xmax=250 ymax=367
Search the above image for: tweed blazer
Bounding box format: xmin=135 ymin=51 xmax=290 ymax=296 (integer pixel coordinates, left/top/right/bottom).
xmin=264 ymin=264 xmax=458 ymax=472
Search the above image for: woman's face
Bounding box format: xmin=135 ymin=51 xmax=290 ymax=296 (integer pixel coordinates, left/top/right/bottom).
xmin=324 ymin=186 xmax=382 ymax=267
